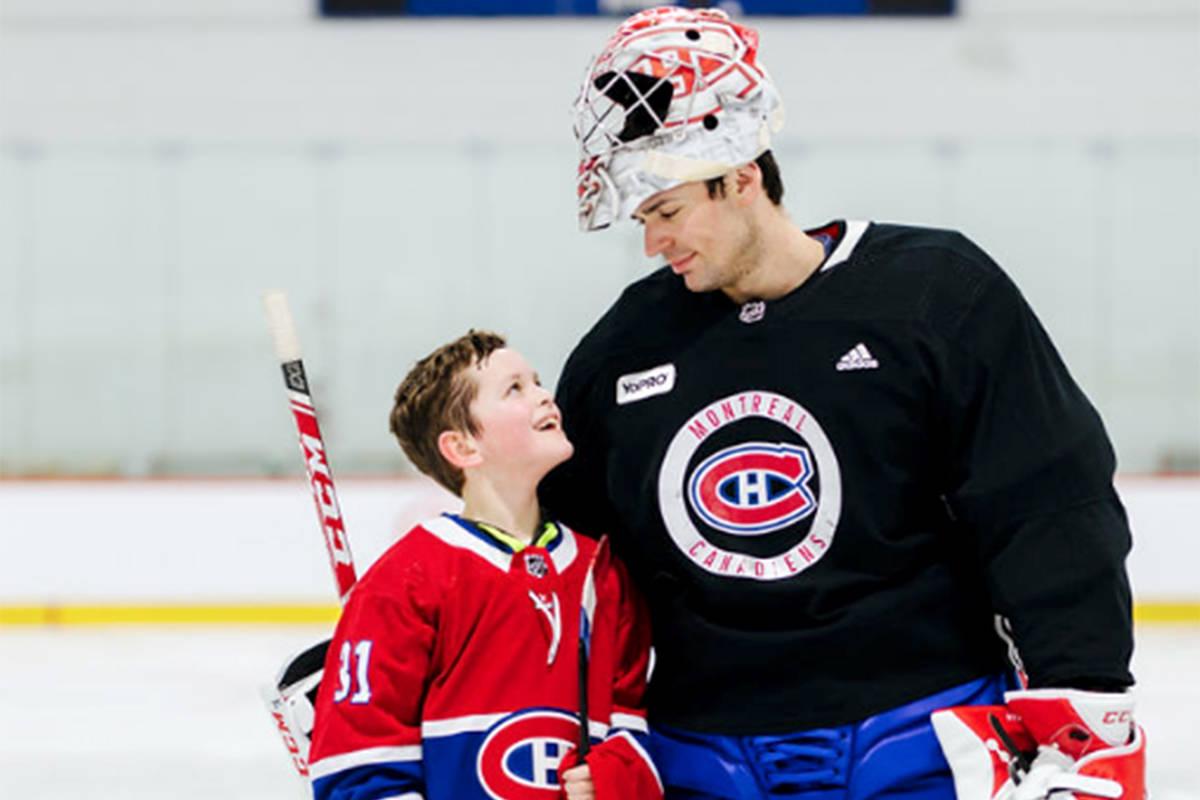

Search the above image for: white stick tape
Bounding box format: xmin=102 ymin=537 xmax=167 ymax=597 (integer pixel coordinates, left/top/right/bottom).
xmin=263 ymin=290 xmax=302 ymax=363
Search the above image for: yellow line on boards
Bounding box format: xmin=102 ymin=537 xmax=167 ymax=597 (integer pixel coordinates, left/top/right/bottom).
xmin=0 ymin=604 xmax=340 ymax=626
xmin=1133 ymin=603 xmax=1200 ymax=624
xmin=0 ymin=602 xmax=1197 ymax=626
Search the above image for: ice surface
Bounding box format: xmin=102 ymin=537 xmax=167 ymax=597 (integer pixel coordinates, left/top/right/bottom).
xmin=0 ymin=625 xmax=1195 ymax=798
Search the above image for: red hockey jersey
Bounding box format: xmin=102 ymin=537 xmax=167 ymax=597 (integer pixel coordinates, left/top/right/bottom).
xmin=308 ymin=514 xmax=661 ymax=800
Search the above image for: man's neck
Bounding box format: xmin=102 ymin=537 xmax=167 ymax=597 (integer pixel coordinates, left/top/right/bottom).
xmin=724 ymin=216 xmax=826 ymax=305
xmin=459 ymin=475 xmax=542 ymax=544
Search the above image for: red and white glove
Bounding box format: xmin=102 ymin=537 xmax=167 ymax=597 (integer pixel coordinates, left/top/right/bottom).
xmin=557 ymin=733 xmax=663 ymax=800
xmin=932 ymin=689 xmax=1146 ymax=800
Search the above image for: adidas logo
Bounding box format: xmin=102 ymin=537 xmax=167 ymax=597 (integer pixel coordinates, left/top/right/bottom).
xmin=836 ymin=343 xmax=879 ymax=372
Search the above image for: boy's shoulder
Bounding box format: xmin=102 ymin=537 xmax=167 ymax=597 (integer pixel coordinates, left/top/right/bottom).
xmin=342 ymin=519 xmax=449 ymax=603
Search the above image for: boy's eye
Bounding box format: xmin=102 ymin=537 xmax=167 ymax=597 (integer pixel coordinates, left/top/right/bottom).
xmin=660 ymin=208 xmax=678 ymax=220
xmin=507 ymin=381 xmax=521 ymax=394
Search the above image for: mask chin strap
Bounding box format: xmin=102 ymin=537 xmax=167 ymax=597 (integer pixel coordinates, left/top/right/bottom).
xmin=609 ymin=109 xmax=780 ymax=224
xmin=636 ymin=102 xmax=780 ymax=183
xmin=641 ymin=149 xmax=734 ymax=183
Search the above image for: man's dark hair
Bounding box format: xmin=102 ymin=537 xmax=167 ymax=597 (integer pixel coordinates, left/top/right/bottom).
xmin=705 ymin=150 xmax=784 ymax=206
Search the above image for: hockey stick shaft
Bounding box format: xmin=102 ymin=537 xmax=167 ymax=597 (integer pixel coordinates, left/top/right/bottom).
xmin=577 ymin=534 xmax=608 ymax=757
xmin=578 ymin=635 xmax=590 ymax=757
xmin=263 ymin=290 xmax=358 ymax=604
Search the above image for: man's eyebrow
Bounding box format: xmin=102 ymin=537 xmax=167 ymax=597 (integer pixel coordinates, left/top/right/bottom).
xmin=633 ymin=197 xmax=670 ymax=221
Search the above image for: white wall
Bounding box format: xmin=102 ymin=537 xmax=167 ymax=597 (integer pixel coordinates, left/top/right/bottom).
xmin=0 ymin=477 xmax=1194 ymax=602
xmin=1 ymin=2 xmax=1198 ymax=475
xmin=3 ymin=2 xmax=1198 ymax=143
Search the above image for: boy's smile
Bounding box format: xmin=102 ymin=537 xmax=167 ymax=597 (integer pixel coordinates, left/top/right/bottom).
xmin=467 ymin=348 xmax=574 ymax=482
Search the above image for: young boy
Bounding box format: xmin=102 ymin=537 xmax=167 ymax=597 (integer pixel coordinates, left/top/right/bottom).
xmin=307 ymin=330 xmax=661 ymax=800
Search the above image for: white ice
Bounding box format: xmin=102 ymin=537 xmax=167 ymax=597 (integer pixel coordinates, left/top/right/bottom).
xmin=0 ymin=625 xmax=1195 ymax=799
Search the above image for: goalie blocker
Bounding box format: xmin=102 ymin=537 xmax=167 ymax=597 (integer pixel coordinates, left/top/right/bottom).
xmin=932 ymin=689 xmax=1145 ymax=800
xmin=262 ymin=639 xmax=331 ymax=780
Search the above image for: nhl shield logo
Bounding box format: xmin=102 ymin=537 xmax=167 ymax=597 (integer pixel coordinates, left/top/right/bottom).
xmin=524 ymin=552 xmax=549 ymax=579
xmin=739 ymin=301 xmax=766 ymax=324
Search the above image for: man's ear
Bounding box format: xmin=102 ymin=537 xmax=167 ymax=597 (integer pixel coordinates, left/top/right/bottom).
xmin=732 ymin=161 xmax=762 ymax=206
xmin=438 ymin=429 xmax=483 ymax=471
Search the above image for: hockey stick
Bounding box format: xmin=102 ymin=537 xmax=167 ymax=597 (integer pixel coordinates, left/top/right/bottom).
xmin=260 ymin=290 xmax=358 ymax=785
xmin=263 ymin=290 xmax=357 ymax=602
xmin=577 ymin=534 xmax=609 ymax=758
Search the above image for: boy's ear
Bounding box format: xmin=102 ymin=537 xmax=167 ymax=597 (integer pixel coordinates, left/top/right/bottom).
xmin=437 ymin=429 xmax=482 ymax=471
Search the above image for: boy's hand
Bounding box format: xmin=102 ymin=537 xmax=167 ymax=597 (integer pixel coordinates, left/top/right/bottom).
xmin=561 ymin=763 xmax=595 ymax=799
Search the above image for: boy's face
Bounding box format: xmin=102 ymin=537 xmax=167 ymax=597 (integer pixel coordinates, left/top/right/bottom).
xmin=465 ymin=348 xmax=573 ymax=484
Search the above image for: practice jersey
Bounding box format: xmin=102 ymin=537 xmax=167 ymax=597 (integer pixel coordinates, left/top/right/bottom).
xmin=540 ymin=220 xmax=1134 ymax=735
xmin=308 ymin=514 xmax=660 ymax=800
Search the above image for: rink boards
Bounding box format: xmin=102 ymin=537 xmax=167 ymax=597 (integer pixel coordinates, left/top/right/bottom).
xmin=1 ymin=476 xmax=1197 ymax=625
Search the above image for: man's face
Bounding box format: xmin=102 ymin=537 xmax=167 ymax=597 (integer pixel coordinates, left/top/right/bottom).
xmin=466 ymin=348 xmax=573 ymax=483
xmin=633 ymin=178 xmax=758 ymax=295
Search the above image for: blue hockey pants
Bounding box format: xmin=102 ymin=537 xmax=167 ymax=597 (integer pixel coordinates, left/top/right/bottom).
xmin=648 ymin=674 xmax=1009 ymax=800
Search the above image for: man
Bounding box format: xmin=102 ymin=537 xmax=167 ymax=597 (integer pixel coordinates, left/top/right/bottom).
xmin=540 ymin=7 xmax=1145 ymax=799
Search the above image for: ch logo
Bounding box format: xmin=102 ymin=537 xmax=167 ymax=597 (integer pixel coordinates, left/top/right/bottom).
xmin=658 ymin=391 xmax=843 ymax=581
xmin=476 ymin=709 xmax=579 ymax=800
xmin=688 ymin=442 xmax=816 ymax=536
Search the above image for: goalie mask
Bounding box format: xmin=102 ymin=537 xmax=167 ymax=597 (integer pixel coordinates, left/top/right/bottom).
xmin=573 ymin=6 xmax=785 ymax=231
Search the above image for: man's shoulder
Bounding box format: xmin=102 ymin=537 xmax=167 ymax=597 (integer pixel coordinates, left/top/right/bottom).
xmin=590 ymin=266 xmax=690 ymax=342
xmin=846 ymin=222 xmax=1011 ymax=329
xmin=562 ymin=266 xmax=704 ymax=378
xmin=860 ymin=222 xmax=1003 ymax=279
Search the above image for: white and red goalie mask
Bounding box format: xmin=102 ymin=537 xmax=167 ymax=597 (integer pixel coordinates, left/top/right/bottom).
xmin=573 ymin=6 xmax=785 ymax=231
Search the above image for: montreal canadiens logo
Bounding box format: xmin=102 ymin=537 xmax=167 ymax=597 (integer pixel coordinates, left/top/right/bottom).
xmin=689 ymin=443 xmax=816 ymax=535
xmin=476 ymin=709 xmax=578 ymax=799
xmin=659 ymin=391 xmax=842 ymax=582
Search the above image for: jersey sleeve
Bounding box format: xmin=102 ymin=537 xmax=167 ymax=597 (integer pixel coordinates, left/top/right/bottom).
xmin=541 ymin=347 xmax=618 ymax=537
xmin=940 ymin=263 xmax=1133 ymax=689
xmin=308 ymin=555 xmax=439 ymax=800
xmin=589 ymin=554 xmax=662 ymax=799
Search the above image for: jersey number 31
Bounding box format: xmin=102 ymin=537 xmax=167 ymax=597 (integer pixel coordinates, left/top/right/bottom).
xmin=332 ymin=640 xmax=373 ymax=704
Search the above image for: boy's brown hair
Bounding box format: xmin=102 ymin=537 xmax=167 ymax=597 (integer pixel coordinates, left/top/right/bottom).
xmin=389 ymin=330 xmax=507 ymax=495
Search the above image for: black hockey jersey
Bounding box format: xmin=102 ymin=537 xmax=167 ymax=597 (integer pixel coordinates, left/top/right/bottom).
xmin=540 ymin=221 xmax=1134 ymax=734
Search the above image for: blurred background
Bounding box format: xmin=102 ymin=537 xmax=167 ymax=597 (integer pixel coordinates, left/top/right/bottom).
xmin=0 ymin=0 xmax=1197 ymax=797
xmin=2 ymin=0 xmax=1198 ymax=479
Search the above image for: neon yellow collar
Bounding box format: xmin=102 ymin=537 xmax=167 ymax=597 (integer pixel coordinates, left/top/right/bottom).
xmin=473 ymin=519 xmax=559 ymax=553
